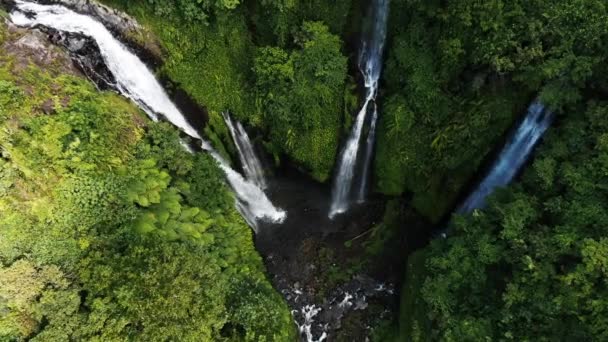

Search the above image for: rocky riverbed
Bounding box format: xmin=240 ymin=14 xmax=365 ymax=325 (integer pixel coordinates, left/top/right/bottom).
xmin=257 ymin=171 xmax=399 ymax=341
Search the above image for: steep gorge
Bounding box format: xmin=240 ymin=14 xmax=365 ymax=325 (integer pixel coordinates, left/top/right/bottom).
xmin=1 ymin=0 xmax=608 ymax=341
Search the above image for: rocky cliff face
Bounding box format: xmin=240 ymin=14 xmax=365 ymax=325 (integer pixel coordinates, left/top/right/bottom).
xmin=2 ymin=0 xmax=164 ymax=81
xmin=3 ymin=19 xmax=79 ymax=75
xmin=46 ymin=0 xmax=140 ymax=33
xmin=38 ymin=0 xmax=163 ymax=61
xmin=2 ymin=14 xmax=117 ymax=90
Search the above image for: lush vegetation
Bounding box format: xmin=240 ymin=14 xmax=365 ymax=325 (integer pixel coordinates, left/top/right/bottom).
xmin=248 ymin=0 xmax=361 ymax=46
xmin=0 ymin=25 xmax=294 ymax=341
xmin=254 ymin=21 xmax=351 ymax=180
xmin=103 ymin=0 xmax=359 ymax=181
xmin=375 ymin=0 xmax=608 ymax=220
xmin=3 ymin=0 xmax=608 ymax=340
xmin=403 ymin=100 xmax=608 ymax=341
xmin=391 ymin=1 xmax=608 ymax=340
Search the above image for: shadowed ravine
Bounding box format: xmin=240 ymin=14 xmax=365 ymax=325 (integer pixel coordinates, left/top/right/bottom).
xmin=6 ymin=1 xmax=558 ymax=341
xmin=7 ymin=2 xmax=395 ymax=340
xmin=257 ymin=170 xmax=395 ymax=341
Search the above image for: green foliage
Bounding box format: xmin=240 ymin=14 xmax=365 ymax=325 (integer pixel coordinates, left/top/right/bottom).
xmin=78 ymin=232 xmax=226 ymax=341
xmin=102 ymin=0 xmax=358 ymax=181
xmin=407 ymin=102 xmax=608 ymax=340
xmin=390 ymin=3 xmax=608 ymax=338
xmin=227 ymin=278 xmax=297 ymax=341
xmin=394 ymin=250 xmax=432 ymax=342
xmin=392 ymin=0 xmax=608 ymax=100
xmin=143 ymin=0 xmax=241 ymax=24
xmin=0 ymin=80 xmax=21 ymax=120
xmin=251 ymin=0 xmax=359 ymax=46
xmin=183 ymin=153 xmax=234 ymax=211
xmin=0 ymin=260 xmax=79 ymax=340
xmin=254 ymin=22 xmax=350 ymax=181
xmin=0 ymin=37 xmax=295 ymax=341
xmin=204 ymin=110 xmax=234 ymax=162
xmin=375 ymin=80 xmax=527 ymax=220
xmin=104 ymin=0 xmax=255 ymax=120
xmin=375 ymin=10 xmax=531 ymax=220
xmin=376 ymin=0 xmax=608 ymax=220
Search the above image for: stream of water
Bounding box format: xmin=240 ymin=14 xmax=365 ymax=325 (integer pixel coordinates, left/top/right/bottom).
xmin=329 ymin=0 xmax=389 ymax=218
xmin=10 ymin=0 xmax=286 ymax=227
xmin=222 ymin=112 xmax=267 ymax=189
xmin=357 ymin=103 xmax=378 ymax=202
xmin=457 ymin=101 xmax=553 ymax=214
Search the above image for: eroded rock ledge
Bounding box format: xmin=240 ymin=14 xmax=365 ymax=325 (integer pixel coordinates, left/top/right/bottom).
xmin=37 ymin=0 xmax=163 ymax=63
xmin=45 ymin=0 xmax=139 ymax=33
xmin=2 ymin=19 xmax=79 ymax=76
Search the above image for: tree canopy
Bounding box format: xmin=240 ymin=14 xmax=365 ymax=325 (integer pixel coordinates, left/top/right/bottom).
xmin=390 ymin=1 xmax=608 ymax=340
xmin=375 ymin=0 xmax=608 ymax=220
xmin=415 ymin=101 xmax=608 ymax=341
xmin=254 ymin=21 xmax=351 ymax=181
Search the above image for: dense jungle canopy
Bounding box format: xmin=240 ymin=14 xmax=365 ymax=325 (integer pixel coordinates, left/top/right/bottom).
xmin=1 ymin=0 xmax=607 ymax=341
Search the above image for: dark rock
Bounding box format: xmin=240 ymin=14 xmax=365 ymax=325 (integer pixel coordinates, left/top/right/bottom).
xmin=66 ymin=36 xmax=86 ymax=52
xmin=1 ymin=22 xmax=79 ymax=75
xmin=38 ymin=0 xmax=163 ymax=67
xmin=40 ymin=26 xmax=117 ymax=90
xmin=40 ymin=99 xmax=55 ymax=114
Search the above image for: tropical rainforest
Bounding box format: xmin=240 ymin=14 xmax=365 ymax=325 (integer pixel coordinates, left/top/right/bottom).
xmin=0 ymin=0 xmax=607 ymax=341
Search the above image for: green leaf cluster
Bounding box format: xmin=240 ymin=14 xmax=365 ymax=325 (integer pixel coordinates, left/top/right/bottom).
xmin=143 ymin=0 xmax=241 ymax=24
xmin=254 ymin=22 xmax=350 ymax=181
xmin=250 ymin=0 xmax=360 ymax=46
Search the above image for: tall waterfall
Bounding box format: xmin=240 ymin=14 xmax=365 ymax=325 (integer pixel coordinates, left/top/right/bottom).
xmin=222 ymin=112 xmax=267 ymax=189
xmin=457 ymin=101 xmax=553 ymax=214
xmin=356 ymin=103 xmax=378 ymax=202
xmin=10 ymin=0 xmax=285 ymax=227
xmin=328 ymin=0 xmax=389 ymax=218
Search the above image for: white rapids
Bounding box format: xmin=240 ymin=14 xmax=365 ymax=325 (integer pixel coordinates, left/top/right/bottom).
xmin=222 ymin=112 xmax=267 ymax=189
xmin=10 ymin=0 xmax=285 ymax=227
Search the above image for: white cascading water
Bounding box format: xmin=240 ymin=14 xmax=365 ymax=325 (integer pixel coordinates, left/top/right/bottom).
xmin=356 ymin=103 xmax=378 ymax=202
xmin=457 ymin=101 xmax=553 ymax=214
xmin=328 ymin=0 xmax=389 ymax=218
xmin=10 ymin=0 xmax=285 ymax=227
xmin=299 ymin=305 xmax=327 ymax=342
xmin=222 ymin=112 xmax=267 ymax=189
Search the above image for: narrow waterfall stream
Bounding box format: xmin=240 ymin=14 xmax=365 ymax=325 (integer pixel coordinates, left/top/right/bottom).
xmin=357 ymin=103 xmax=378 ymax=202
xmin=457 ymin=101 xmax=553 ymax=214
xmin=9 ymin=0 xmax=285 ymax=227
xmin=329 ymin=0 xmax=389 ymax=218
xmin=222 ymin=112 xmax=267 ymax=189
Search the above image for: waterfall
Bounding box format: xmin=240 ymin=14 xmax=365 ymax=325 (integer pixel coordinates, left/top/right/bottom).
xmin=10 ymin=0 xmax=286 ymax=228
xmin=222 ymin=112 xmax=267 ymax=189
xmin=328 ymin=0 xmax=389 ymax=218
xmin=329 ymin=95 xmax=373 ymax=217
xmin=457 ymin=101 xmax=553 ymax=214
xmin=356 ymin=103 xmax=378 ymax=202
